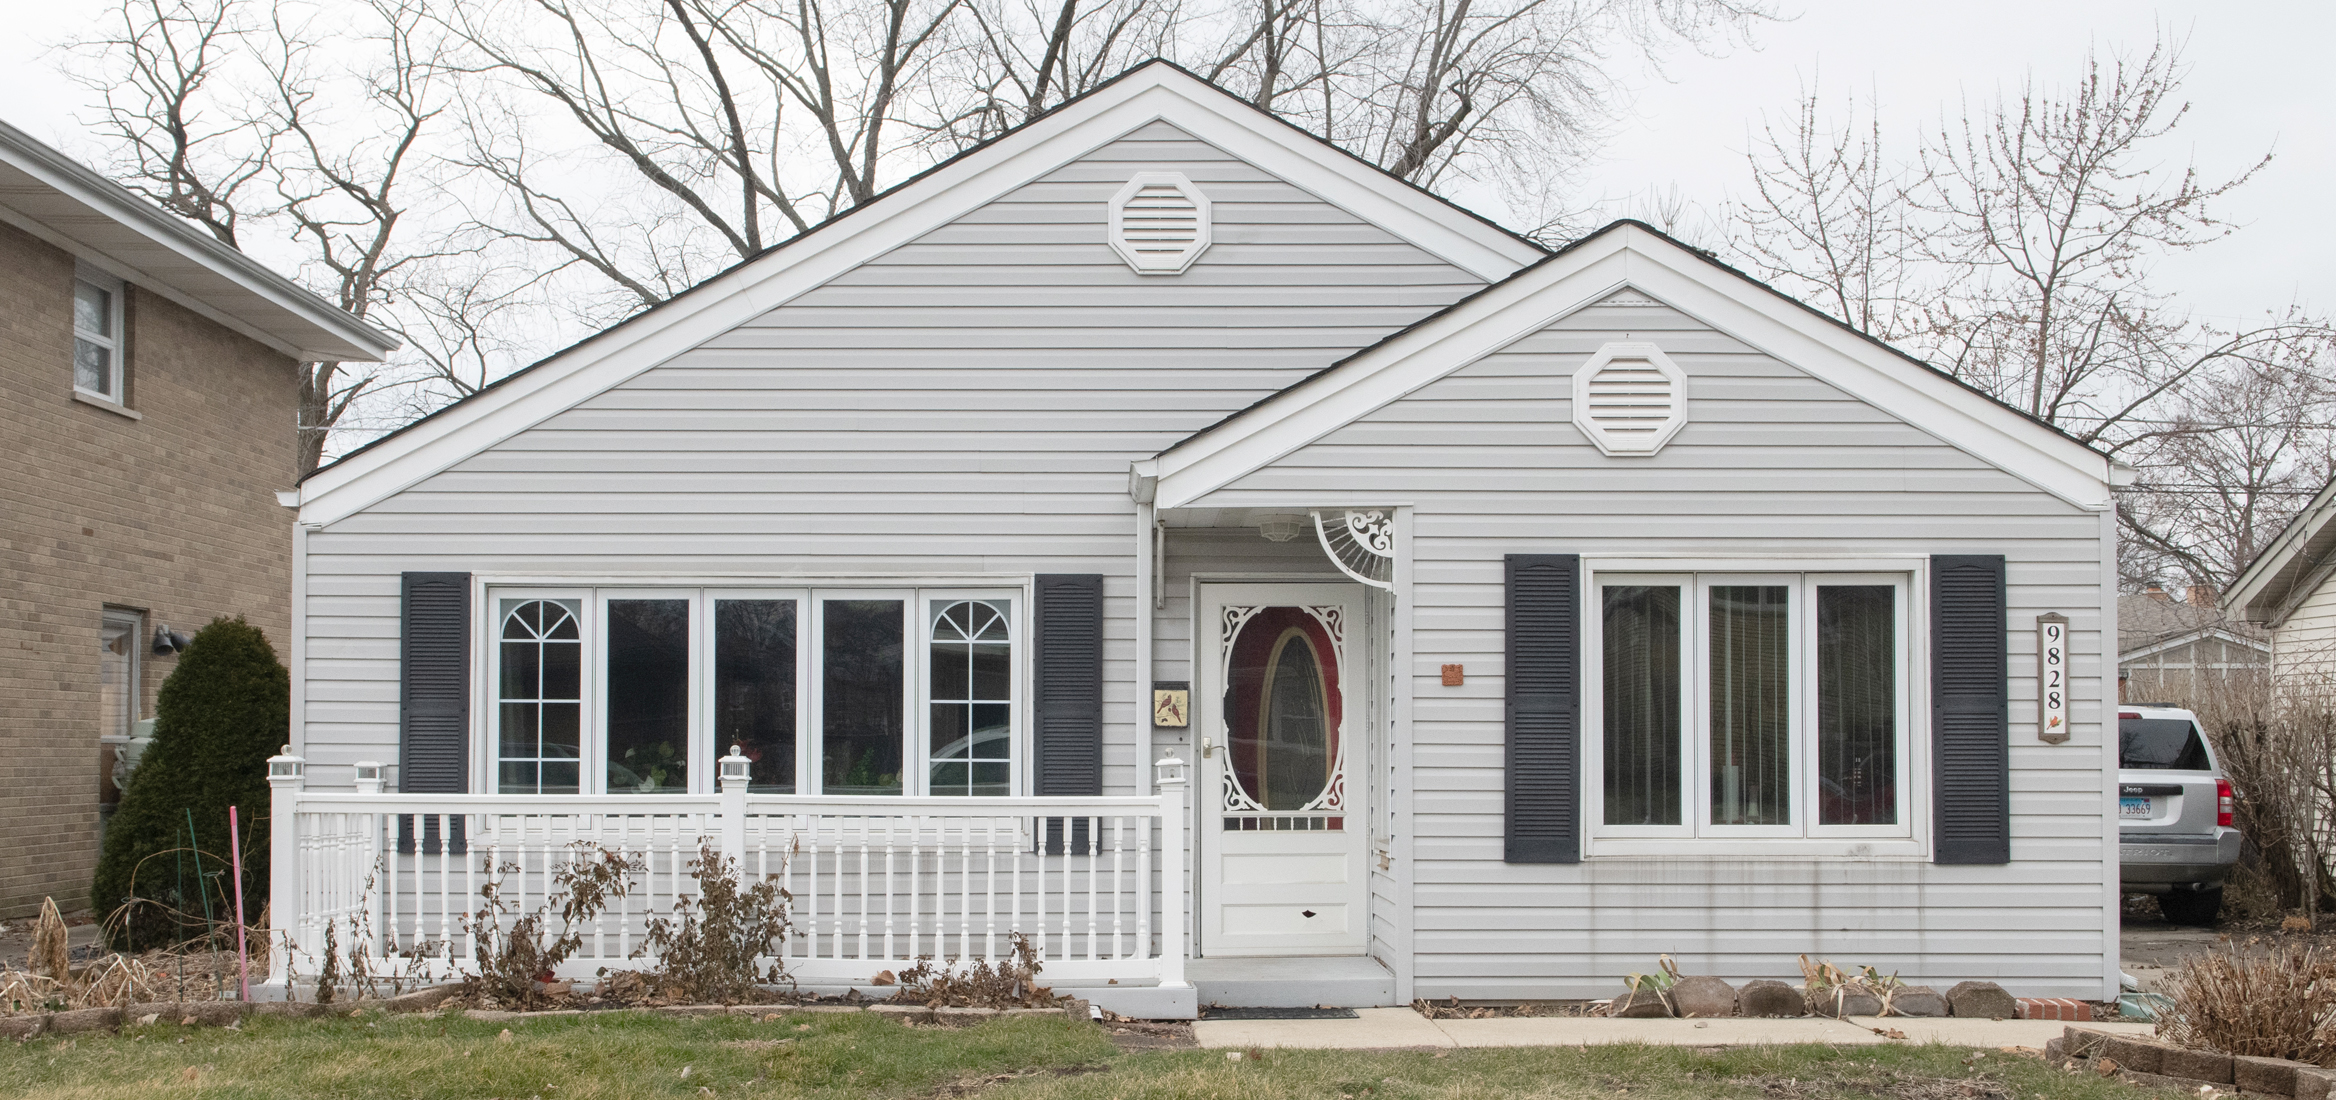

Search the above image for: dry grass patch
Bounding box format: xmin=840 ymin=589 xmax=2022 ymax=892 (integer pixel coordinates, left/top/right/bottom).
xmin=2158 ymin=942 xmax=2336 ymax=1064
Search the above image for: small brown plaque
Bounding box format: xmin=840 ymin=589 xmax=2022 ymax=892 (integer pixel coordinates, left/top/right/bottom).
xmin=1151 ymin=682 xmax=1190 ymax=728
xmin=1441 ymin=664 xmax=1464 ymax=687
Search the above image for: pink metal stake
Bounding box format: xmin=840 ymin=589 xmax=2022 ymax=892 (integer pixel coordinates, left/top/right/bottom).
xmin=228 ymin=806 xmax=249 ymax=1002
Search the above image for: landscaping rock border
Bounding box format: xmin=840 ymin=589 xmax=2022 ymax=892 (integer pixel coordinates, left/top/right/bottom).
xmin=2050 ymin=1026 xmax=2336 ymax=1098
xmin=1589 ymin=977 xmax=2020 ymax=1021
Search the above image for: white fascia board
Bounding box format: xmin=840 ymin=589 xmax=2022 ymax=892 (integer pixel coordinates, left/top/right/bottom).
xmin=293 ymin=65 xmax=1540 ymax=527
xmin=1155 ymin=225 xmax=2119 ymax=513
xmin=1156 ymin=237 xmax=1631 ymax=509
xmin=2224 ymin=479 xmax=2336 ymax=619
xmin=0 ymin=125 xmax=397 ymax=362
xmin=2122 ymin=626 xmax=2270 ymax=664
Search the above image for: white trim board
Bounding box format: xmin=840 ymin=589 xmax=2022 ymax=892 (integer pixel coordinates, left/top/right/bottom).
xmin=2120 ymin=626 xmax=2271 ymax=665
xmin=1151 ymin=223 xmax=2123 ymax=513
xmin=2226 ymin=475 xmax=2336 ymax=623
xmin=289 ymin=62 xmax=1542 ymax=529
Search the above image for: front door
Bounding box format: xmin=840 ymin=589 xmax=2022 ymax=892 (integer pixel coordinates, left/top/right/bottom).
xmin=1198 ymin=583 xmax=1367 ymax=956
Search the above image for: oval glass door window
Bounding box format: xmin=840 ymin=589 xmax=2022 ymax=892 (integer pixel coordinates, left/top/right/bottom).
xmin=1225 ymin=607 xmax=1342 ymax=811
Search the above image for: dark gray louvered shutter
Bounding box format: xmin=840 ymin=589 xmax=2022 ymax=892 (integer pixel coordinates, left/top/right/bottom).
xmin=1506 ymin=554 xmax=1581 ymax=863
xmin=1033 ymin=574 xmax=1104 ymax=794
xmin=400 ymin=572 xmax=471 ymax=855
xmin=400 ymin=572 xmax=472 ymax=792
xmin=1931 ymin=554 xmax=2009 ymax=864
xmin=1033 ymin=574 xmax=1103 ymax=855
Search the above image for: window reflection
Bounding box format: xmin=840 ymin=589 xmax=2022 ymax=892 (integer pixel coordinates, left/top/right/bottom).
xmin=823 ymin=600 xmax=903 ymax=795
xmin=606 ymin=599 xmax=690 ymax=793
xmin=717 ymin=600 xmax=797 ymax=793
xmin=1226 ymin=610 xmax=1340 ymax=812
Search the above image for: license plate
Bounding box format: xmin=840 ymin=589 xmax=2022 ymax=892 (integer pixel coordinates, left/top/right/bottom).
xmin=2120 ymin=796 xmax=2151 ymax=818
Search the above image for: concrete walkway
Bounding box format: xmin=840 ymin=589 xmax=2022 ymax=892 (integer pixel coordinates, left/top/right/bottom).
xmin=1192 ymin=1008 xmax=2160 ymax=1051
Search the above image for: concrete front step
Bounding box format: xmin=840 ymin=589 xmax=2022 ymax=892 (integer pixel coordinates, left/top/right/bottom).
xmin=1190 ymin=955 xmax=1397 ymax=1008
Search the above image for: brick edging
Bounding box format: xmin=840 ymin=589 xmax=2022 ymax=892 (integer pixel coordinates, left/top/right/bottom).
xmin=2051 ymin=1026 xmax=2335 ymax=1099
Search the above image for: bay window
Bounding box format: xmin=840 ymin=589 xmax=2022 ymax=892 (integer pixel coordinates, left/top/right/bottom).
xmin=488 ymin=587 xmax=1020 ymax=796
xmin=1588 ymin=570 xmax=1916 ymax=848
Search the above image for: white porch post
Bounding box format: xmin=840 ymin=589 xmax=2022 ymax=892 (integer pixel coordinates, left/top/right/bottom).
xmin=1154 ymin=752 xmax=1189 ymax=988
xmin=354 ymin=762 xmax=384 ymax=964
xmin=265 ymin=747 xmax=305 ymax=990
xmin=718 ymin=745 xmax=751 ymax=864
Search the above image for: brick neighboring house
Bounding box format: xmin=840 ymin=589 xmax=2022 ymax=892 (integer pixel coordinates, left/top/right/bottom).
xmin=0 ymin=119 xmax=394 ymax=919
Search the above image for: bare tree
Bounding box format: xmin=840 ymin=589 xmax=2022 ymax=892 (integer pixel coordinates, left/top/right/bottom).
xmin=68 ymin=0 xmax=487 ymax=475
xmin=434 ymin=0 xmax=966 ymax=306
xmin=71 ymin=0 xmax=277 ymax=248
xmin=1733 ymin=37 xmax=2335 ymax=595
xmin=2118 ymin=330 xmax=2336 ymax=594
xmin=66 ymin=0 xmax=1774 ymax=463
xmin=1736 ymin=89 xmax=1926 ymax=343
xmin=265 ymin=0 xmax=454 ymax=473
xmin=1914 ymin=41 xmax=2267 ymax=430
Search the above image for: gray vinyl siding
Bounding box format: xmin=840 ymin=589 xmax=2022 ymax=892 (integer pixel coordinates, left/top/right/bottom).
xmin=2275 ymin=579 xmax=2336 ymax=679
xmin=1191 ymin=290 xmax=2115 ymax=998
xmin=297 ymin=119 xmax=1489 ymax=795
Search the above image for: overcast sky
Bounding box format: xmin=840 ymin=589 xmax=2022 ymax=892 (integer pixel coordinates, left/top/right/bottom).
xmin=3 ymin=1 xmax=2325 ymax=325
xmin=1571 ymin=0 xmax=2333 ymax=324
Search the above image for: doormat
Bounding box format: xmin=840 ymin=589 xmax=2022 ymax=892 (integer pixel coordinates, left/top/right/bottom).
xmin=1200 ymin=1006 xmax=1360 ymax=1020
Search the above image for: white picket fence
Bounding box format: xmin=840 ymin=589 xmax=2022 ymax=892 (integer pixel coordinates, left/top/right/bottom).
xmin=264 ymin=751 xmax=1189 ymax=993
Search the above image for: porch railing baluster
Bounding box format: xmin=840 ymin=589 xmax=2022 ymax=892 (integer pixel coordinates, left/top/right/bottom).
xmin=1112 ymin=817 xmax=1125 ymax=960
xmin=266 ymin=785 xmax=1186 ymax=997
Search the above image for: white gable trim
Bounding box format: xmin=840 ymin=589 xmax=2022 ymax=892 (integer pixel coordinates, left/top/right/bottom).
xmin=291 ymin=62 xmax=1542 ymax=528
xmin=2226 ymin=476 xmax=2336 ymax=622
xmin=2120 ymin=626 xmax=2270 ymax=665
xmin=1152 ymin=224 xmax=2121 ymax=512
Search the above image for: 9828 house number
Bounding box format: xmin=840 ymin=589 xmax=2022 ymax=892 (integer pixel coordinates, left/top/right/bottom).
xmin=2036 ymin=612 xmax=2069 ymax=744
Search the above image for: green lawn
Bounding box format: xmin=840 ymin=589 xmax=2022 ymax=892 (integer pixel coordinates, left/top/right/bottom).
xmin=0 ymin=1009 xmax=2182 ymax=1100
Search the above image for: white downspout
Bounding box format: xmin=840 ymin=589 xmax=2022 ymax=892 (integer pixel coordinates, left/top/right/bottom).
xmin=1130 ymin=460 xmax=1159 ymax=797
xmin=1135 ymin=499 xmax=1156 ymax=796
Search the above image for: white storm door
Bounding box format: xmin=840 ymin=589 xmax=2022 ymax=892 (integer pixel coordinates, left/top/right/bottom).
xmin=1198 ymin=583 xmax=1368 ymax=957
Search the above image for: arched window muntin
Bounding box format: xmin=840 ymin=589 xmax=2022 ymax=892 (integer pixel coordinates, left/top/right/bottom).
xmin=497 ymin=598 xmax=583 ymax=794
xmin=927 ymin=599 xmax=1014 ymax=797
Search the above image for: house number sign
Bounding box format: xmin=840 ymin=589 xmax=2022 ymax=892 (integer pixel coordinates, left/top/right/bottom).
xmin=2036 ymin=612 xmax=2069 ymax=744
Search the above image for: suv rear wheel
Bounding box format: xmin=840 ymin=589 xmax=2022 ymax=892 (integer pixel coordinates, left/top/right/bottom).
xmin=2159 ymin=888 xmax=2224 ymax=927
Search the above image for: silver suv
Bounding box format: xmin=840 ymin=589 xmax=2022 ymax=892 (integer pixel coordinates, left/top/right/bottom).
xmin=2118 ymin=705 xmax=2241 ymax=925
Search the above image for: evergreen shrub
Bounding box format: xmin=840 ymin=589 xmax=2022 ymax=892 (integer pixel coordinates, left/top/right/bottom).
xmin=91 ymin=617 xmax=288 ymax=950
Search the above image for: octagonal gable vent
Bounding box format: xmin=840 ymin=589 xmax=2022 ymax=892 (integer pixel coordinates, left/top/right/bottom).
xmin=1108 ymin=172 xmax=1211 ymax=274
xmin=1572 ymin=341 xmax=1686 ymax=456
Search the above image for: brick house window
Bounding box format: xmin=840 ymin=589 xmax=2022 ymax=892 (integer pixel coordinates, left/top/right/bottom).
xmin=74 ymin=268 xmax=126 ymax=402
xmin=98 ymin=609 xmax=142 ymax=834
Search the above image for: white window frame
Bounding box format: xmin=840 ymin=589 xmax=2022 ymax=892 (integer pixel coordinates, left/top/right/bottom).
xmin=1581 ymin=559 xmax=1929 ymax=858
xmin=479 ymin=582 xmax=1027 ymax=797
xmin=73 ymin=267 xmax=127 ymax=402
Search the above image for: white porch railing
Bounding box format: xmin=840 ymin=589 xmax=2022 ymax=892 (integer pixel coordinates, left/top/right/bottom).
xmin=264 ymin=750 xmax=1188 ymax=994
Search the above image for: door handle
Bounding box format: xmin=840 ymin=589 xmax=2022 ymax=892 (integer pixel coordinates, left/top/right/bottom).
xmin=1201 ymin=736 xmax=1217 ymax=759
